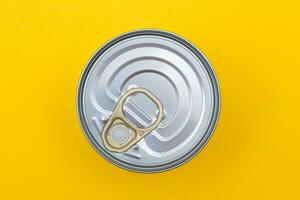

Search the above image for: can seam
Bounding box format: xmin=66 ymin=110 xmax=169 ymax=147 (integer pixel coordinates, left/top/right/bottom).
xmin=76 ymin=29 xmax=221 ymax=173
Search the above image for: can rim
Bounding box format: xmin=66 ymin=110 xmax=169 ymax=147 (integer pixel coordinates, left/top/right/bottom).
xmin=76 ymin=29 xmax=221 ymax=173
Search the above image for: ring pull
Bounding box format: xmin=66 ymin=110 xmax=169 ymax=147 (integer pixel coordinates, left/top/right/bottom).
xmin=101 ymin=88 xmax=164 ymax=152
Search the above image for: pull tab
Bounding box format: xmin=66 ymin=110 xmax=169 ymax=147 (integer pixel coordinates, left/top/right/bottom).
xmin=101 ymin=88 xmax=164 ymax=152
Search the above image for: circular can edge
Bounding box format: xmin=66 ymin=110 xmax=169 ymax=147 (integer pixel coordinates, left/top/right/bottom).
xmin=76 ymin=29 xmax=221 ymax=173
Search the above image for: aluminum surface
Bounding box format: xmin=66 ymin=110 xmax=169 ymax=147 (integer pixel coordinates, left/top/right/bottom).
xmin=77 ymin=30 xmax=220 ymax=172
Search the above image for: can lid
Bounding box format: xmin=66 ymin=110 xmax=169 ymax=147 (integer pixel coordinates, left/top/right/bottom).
xmin=77 ymin=30 xmax=220 ymax=173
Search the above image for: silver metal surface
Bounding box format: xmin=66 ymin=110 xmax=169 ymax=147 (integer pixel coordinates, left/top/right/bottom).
xmin=77 ymin=30 xmax=220 ymax=173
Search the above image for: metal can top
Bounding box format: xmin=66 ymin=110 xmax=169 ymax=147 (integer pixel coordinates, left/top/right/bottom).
xmin=77 ymin=30 xmax=220 ymax=173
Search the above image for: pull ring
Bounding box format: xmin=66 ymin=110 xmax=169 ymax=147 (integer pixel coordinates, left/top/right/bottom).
xmin=102 ymin=88 xmax=164 ymax=152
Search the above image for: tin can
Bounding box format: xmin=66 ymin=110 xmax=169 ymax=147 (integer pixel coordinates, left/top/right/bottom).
xmin=77 ymin=30 xmax=220 ymax=173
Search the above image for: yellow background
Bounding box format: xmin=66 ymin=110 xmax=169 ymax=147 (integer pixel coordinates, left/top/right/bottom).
xmin=1 ymin=0 xmax=300 ymax=199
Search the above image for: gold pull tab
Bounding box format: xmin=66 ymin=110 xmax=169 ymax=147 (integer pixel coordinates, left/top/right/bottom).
xmin=101 ymin=88 xmax=164 ymax=152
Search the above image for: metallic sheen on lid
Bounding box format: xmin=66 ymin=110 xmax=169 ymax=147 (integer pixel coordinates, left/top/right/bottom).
xmin=77 ymin=30 xmax=220 ymax=173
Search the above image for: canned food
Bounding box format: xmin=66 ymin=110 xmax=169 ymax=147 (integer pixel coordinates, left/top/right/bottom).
xmin=77 ymin=30 xmax=220 ymax=173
